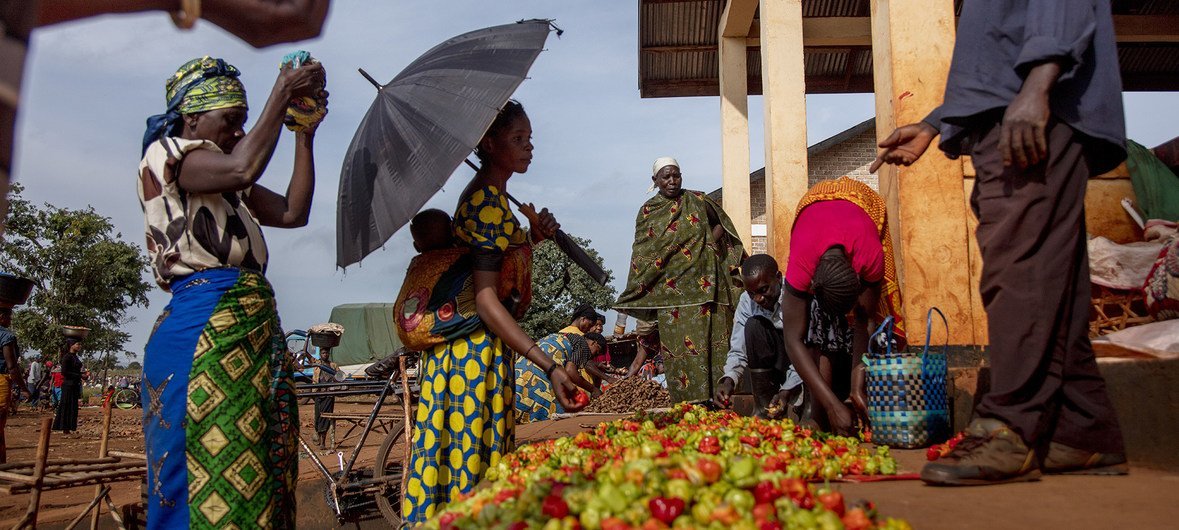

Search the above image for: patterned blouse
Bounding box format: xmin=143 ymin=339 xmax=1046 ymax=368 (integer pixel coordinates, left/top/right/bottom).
xmin=453 ymin=185 xmax=528 ymax=262
xmin=137 ymin=137 xmax=269 ymax=290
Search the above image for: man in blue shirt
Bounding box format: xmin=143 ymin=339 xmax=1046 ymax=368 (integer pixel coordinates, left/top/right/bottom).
xmin=872 ymin=0 xmax=1126 ymax=485
xmin=713 ymin=255 xmax=803 ymax=418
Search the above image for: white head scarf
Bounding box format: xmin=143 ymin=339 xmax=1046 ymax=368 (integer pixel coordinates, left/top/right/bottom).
xmin=649 ymin=156 xmax=679 ymax=192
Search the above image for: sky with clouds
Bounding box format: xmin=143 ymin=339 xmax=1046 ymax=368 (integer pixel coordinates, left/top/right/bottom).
xmin=11 ymin=2 xmax=1179 ymax=361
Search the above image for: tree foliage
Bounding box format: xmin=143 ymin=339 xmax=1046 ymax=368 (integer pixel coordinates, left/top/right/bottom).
xmin=519 ymin=234 xmax=616 ymax=338
xmin=0 ymin=184 xmax=152 ymax=362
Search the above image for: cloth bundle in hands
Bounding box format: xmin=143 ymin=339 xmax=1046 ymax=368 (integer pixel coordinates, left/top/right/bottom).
xmin=280 ymin=50 xmax=327 ymax=132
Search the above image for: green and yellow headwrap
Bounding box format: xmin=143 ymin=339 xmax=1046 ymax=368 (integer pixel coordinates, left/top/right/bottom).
xmin=166 ymin=56 xmax=248 ymax=114
xmin=144 ymin=56 xmax=248 ymax=154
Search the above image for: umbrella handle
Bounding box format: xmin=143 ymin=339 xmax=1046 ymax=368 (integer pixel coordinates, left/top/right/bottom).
xmin=461 ymin=158 xmax=607 ymax=285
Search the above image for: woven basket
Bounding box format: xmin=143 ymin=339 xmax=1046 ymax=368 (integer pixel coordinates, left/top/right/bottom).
xmin=865 ymin=308 xmax=951 ymax=449
xmin=1089 ymin=284 xmax=1153 ymax=338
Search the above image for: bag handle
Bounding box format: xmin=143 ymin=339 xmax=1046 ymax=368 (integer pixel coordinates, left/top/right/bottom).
xmin=923 ymin=307 xmax=949 ymax=360
xmin=867 ymin=315 xmax=895 ymax=358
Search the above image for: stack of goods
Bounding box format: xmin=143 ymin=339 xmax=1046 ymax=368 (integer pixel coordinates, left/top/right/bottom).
xmin=583 ymin=376 xmax=670 ymax=413
xmin=424 ymin=404 xmax=909 ymax=530
xmin=279 ymin=50 xmax=327 ymax=132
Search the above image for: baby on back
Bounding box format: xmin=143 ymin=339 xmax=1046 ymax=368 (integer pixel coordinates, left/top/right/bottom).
xmin=410 ymin=209 xmax=455 ymax=252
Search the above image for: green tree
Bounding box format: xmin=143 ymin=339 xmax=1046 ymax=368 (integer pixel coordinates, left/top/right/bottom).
xmin=0 ymin=184 xmax=152 ymax=361
xmin=519 ymin=234 xmax=616 ymax=338
xmin=126 ymin=361 xmax=143 ymax=372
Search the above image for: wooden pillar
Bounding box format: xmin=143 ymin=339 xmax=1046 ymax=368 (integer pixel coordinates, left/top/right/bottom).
xmin=719 ymin=0 xmax=757 ymax=252
xmin=870 ymin=0 xmax=978 ymax=345
xmin=761 ymin=0 xmax=809 ymax=259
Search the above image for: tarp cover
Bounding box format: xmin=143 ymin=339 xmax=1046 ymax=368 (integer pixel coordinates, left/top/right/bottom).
xmin=327 ymin=303 xmax=403 ymax=366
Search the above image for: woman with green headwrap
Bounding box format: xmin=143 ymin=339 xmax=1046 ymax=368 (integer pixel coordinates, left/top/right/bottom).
xmin=137 ymin=55 xmax=327 ymax=529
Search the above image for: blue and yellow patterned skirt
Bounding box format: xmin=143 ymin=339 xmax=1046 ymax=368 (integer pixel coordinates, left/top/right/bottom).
xmin=402 ymin=328 xmax=514 ymax=523
xmin=142 ymin=268 xmax=298 ymax=529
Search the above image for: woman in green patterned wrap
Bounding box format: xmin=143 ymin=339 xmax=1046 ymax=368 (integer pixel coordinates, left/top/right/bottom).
xmin=138 ymin=55 xmax=327 ymax=529
xmin=615 ymin=157 xmax=745 ymax=403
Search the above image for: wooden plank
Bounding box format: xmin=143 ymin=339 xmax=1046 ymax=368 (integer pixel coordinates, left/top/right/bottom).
xmin=720 ymin=0 xmax=758 ymax=38
xmin=760 ymin=0 xmax=810 ymax=258
xmin=720 ymin=35 xmax=753 ymax=251
xmin=1113 ymin=15 xmax=1179 ymax=43
xmin=963 ymin=178 xmax=988 ymax=347
xmin=871 ymin=0 xmax=976 ymax=345
xmin=1086 ymin=178 xmax=1143 ymax=244
xmin=754 ymin=15 xmax=1179 ymax=46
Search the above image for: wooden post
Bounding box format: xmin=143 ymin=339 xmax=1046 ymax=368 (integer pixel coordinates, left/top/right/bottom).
xmin=89 ymin=401 xmax=114 ymax=530
xmin=66 ymin=486 xmax=110 ymax=530
xmin=16 ymin=418 xmax=53 ymax=530
xmin=398 ymin=356 xmax=412 ymax=509
xmin=760 ymin=0 xmax=809 ymax=259
xmin=719 ymin=36 xmax=752 ymax=251
xmin=719 ymin=0 xmax=757 ymax=251
xmin=870 ymin=0 xmax=978 ymax=345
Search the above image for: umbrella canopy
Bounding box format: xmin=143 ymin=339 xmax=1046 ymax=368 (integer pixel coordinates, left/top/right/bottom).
xmin=336 ymin=19 xmax=556 ymax=268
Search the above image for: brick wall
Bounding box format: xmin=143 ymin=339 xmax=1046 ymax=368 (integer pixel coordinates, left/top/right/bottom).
xmin=808 ymin=127 xmax=879 ymax=190
xmin=746 ymin=125 xmax=879 ymax=252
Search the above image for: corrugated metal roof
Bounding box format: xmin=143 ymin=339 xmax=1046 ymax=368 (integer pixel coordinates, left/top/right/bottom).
xmin=639 ymin=0 xmax=1179 ymax=98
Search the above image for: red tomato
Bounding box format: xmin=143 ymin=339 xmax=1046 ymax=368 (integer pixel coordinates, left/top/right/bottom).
xmin=697 ymin=458 xmax=723 ymax=483
xmin=752 ymin=503 xmax=776 ymax=522
xmin=648 ymin=496 xmax=686 ymax=524
xmin=752 ymin=480 xmax=781 ymax=504
xmin=601 ymin=517 xmax=632 ymax=530
xmin=817 ymin=490 xmax=846 ymax=516
xmin=574 ymin=390 xmax=590 ymax=408
xmin=542 ymin=494 xmax=570 ymax=519
xmin=842 ymin=508 xmax=873 ymax=530
xmin=698 ymin=436 xmax=721 ymax=455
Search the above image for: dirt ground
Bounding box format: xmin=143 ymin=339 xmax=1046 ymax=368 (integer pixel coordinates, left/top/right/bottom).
xmin=2 ymin=407 xmax=1177 ymax=529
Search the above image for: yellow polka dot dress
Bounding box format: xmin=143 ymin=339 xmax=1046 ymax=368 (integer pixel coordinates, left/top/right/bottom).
xmin=402 ymin=186 xmax=529 ymax=523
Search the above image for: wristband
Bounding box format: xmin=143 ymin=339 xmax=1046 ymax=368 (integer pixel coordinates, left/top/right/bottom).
xmin=544 ymin=362 xmax=560 ymax=378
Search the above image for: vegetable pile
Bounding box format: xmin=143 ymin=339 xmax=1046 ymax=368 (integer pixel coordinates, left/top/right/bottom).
xmin=583 ymin=376 xmax=671 ymax=413
xmin=423 ymin=404 xmax=909 ymax=529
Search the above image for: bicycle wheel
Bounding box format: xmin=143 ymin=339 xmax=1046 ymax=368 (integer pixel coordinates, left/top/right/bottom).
xmin=114 ymin=388 xmax=139 ymax=410
xmin=373 ymin=423 xmax=407 ymax=526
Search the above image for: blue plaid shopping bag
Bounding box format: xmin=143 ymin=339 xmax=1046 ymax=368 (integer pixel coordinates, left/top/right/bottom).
xmin=864 ymin=308 xmax=950 ymax=448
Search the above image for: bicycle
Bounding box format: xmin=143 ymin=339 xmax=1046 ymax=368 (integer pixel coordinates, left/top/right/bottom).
xmin=296 ymin=349 xmax=416 ymax=526
xmin=113 ymin=385 xmax=140 ymax=410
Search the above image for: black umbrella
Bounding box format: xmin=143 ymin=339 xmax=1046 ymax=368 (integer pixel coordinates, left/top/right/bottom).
xmin=336 ymin=19 xmax=556 ymax=268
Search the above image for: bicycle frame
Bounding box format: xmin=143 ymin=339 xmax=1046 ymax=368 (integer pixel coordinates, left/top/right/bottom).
xmin=296 ymin=369 xmax=407 ymax=520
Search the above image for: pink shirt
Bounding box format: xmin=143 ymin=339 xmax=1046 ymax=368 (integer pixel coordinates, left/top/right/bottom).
xmin=784 ymin=200 xmax=884 ymax=294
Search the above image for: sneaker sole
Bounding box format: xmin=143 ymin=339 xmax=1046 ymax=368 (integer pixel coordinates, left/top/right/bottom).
xmin=921 ymin=467 xmax=1042 ymax=486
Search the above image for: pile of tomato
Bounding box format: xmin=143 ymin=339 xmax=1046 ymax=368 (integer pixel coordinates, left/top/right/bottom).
xmin=423 ymin=404 xmax=910 ymax=530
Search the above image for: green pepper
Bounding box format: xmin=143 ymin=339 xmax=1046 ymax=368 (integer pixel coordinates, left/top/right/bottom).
xmin=723 ymin=489 xmax=755 ymax=514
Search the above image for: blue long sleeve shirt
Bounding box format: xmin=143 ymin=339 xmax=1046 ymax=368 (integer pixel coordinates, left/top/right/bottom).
xmin=923 ymin=0 xmax=1126 ymax=173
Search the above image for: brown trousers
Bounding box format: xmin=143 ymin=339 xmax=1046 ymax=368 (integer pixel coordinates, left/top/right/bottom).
xmin=969 ymin=118 xmax=1125 ymax=455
